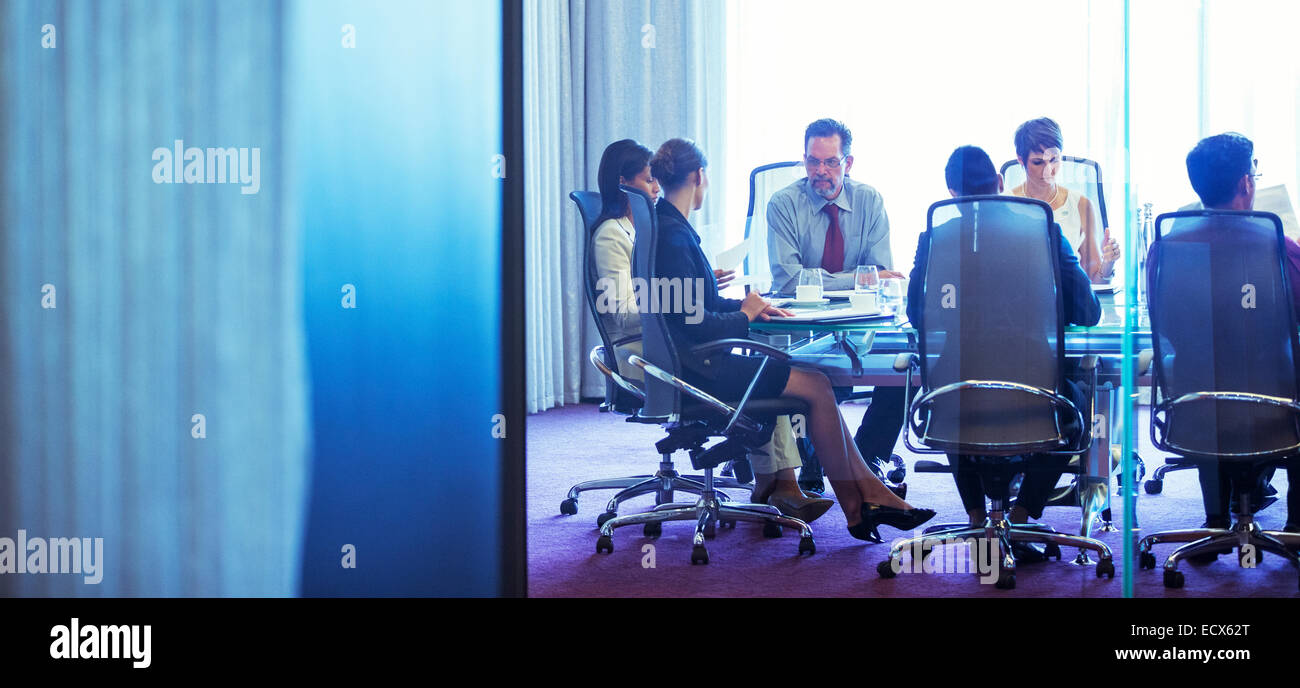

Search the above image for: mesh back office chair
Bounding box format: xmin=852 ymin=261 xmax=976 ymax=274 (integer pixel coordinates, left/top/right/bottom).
xmin=1000 ymin=156 xmax=1109 ymax=234
xmin=742 ymin=161 xmax=804 ymax=292
xmin=594 ymin=187 xmax=816 ymax=564
xmin=877 ymin=196 xmax=1114 ymax=589
xmin=561 ymin=191 xmax=752 ymax=526
xmin=1136 ymin=210 xmax=1300 ymax=589
xmin=1003 ymin=156 xmax=1148 ymax=513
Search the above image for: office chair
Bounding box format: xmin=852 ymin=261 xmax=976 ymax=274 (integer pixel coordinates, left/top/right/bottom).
xmin=560 ymin=191 xmax=752 ymax=527
xmin=1004 ymin=156 xmax=1145 ymax=519
xmin=1135 ymin=210 xmax=1300 ymax=589
xmin=876 ymin=196 xmax=1114 ymax=589
xmin=741 ymin=161 xmax=803 ymax=292
xmin=594 ymin=186 xmax=815 ymax=564
xmin=744 ymin=161 xmax=908 ymax=492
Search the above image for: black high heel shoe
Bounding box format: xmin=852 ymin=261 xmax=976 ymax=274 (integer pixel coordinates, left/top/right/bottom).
xmin=848 ymin=504 xmax=937 ymax=543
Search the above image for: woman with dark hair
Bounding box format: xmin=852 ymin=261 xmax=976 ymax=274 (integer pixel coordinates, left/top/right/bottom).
xmin=591 ymin=139 xmax=662 ymax=365
xmin=592 ymin=139 xmax=832 ymax=523
xmin=649 ymin=137 xmax=935 ymax=540
xmin=1008 ymin=117 xmax=1120 ymax=282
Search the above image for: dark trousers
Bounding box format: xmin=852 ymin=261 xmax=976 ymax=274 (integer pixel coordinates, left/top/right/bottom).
xmin=950 ymin=377 xmax=1088 ymax=520
xmin=1197 ymin=462 xmax=1277 ymax=527
xmin=853 ymin=386 xmax=908 ymax=463
xmin=953 ymin=453 xmax=1071 ymax=520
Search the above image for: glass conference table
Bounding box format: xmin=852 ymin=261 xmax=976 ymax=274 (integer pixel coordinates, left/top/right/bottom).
xmin=749 ymin=291 xmax=1151 ymax=552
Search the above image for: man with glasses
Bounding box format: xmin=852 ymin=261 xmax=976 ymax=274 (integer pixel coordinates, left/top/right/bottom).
xmin=1177 ymin=133 xmax=1300 ymax=543
xmin=767 ymin=118 xmax=907 ymax=493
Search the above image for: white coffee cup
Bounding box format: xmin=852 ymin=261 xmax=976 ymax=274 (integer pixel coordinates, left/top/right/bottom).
xmin=795 ymin=284 xmax=823 ymax=303
xmin=849 ymin=291 xmax=879 ymax=311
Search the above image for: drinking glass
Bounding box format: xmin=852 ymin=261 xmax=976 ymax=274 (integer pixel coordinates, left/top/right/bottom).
xmin=795 ymin=269 xmax=823 ymax=302
xmin=880 ymin=277 xmax=904 ymax=310
xmin=855 ymin=265 xmax=879 ymax=293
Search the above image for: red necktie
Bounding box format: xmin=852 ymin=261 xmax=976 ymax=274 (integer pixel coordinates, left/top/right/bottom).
xmin=821 ymin=204 xmax=845 ymax=274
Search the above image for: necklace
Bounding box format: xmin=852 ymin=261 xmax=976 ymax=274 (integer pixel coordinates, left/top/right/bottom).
xmin=1023 ymin=182 xmax=1061 ymax=207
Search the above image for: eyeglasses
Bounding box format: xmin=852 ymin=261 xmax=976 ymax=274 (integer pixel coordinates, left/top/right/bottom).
xmin=1250 ymin=158 xmax=1263 ymax=181
xmin=805 ymin=155 xmax=845 ymax=170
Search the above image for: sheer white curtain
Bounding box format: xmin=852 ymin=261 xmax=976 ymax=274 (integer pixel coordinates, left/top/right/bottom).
xmin=723 ymin=0 xmax=1128 ymax=279
xmin=525 ymin=0 xmax=728 ymax=412
xmin=1131 ymin=0 xmax=1300 ymax=219
xmin=0 ymin=0 xmax=307 ymax=596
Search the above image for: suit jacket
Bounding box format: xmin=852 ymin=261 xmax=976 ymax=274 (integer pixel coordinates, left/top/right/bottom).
xmin=654 ymin=200 xmax=749 ymax=377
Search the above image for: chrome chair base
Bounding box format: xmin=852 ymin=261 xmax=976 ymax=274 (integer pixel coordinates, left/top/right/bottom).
xmin=561 ymin=455 xmax=752 ymax=526
xmin=1138 ymin=515 xmax=1300 ymax=589
xmin=880 ymin=506 xmax=1115 ymax=589
xmin=595 ymin=467 xmax=815 ymax=564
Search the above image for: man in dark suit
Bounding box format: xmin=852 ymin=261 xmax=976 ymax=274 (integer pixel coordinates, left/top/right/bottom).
xmin=1174 ymin=133 xmax=1295 ymax=535
xmin=905 ymin=145 xmax=1101 ymax=536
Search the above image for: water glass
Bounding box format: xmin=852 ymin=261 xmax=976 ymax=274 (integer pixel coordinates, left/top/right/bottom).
xmin=855 ymin=265 xmax=879 ymax=293
xmin=880 ymin=277 xmax=904 ymax=310
xmin=795 ymin=268 xmax=823 ymax=302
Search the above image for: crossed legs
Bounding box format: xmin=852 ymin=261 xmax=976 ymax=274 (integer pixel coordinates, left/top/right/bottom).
xmin=780 ymin=367 xmax=912 ymax=526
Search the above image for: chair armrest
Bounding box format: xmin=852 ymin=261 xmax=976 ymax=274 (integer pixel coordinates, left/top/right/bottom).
xmin=893 ymin=353 xmax=918 ymax=372
xmin=588 ymin=346 xmax=645 ymax=400
xmin=690 ymin=338 xmax=792 ymax=361
xmin=1137 ymin=348 xmax=1153 ymax=375
xmin=628 ymin=354 xmax=764 ymax=434
xmin=1153 ymin=391 xmax=1300 ymax=458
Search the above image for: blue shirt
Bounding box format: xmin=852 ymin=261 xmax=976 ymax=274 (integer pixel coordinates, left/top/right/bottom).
xmin=766 ymin=176 xmax=894 ymax=293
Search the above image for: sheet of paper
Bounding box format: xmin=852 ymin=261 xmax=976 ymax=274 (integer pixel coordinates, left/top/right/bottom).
xmin=1180 ymin=186 xmax=1298 ymax=240
xmin=768 ymin=303 xmax=888 ymax=322
xmin=711 ymin=240 xmax=749 ymax=272
xmin=1255 ymin=184 xmax=1299 ymax=241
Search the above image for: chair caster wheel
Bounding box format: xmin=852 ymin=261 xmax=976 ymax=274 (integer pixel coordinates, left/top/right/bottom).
xmin=596 ymin=535 xmax=613 ymax=554
xmin=1164 ymin=569 xmax=1185 ymax=588
xmin=559 ymin=498 xmax=578 ymax=515
xmin=1144 ymin=479 xmax=1163 ymax=495
xmin=888 ymin=482 xmax=908 ymax=501
xmin=1096 ymin=559 xmax=1115 ymax=579
xmin=1140 ymin=551 xmax=1157 ymax=569
xmin=995 ymin=571 xmax=1016 ymax=590
xmin=798 ymin=536 xmax=815 ymax=556
xmin=762 ymin=522 xmax=783 ymax=538
xmin=596 ymin=511 xmax=616 ymax=528
xmin=643 ymin=522 xmax=662 ymax=538
xmin=690 ymin=545 xmax=709 ymax=565
xmin=1044 ymin=542 xmax=1062 ymax=561
xmin=877 ymin=559 xmax=897 ymax=578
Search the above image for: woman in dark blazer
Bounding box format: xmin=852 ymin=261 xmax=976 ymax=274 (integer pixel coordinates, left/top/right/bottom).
xmin=648 ymin=138 xmax=935 ymax=541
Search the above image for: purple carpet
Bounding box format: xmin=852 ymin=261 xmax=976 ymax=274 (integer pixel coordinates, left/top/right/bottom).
xmin=527 ymin=401 xmax=1297 ymax=597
